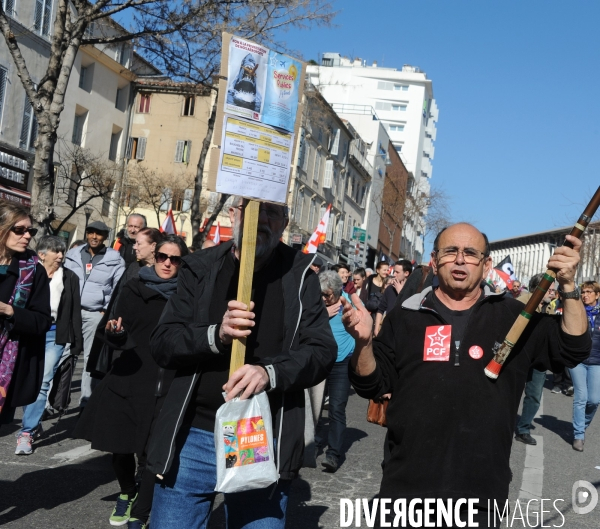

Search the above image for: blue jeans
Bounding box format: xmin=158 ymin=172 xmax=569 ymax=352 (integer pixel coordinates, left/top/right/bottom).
xmin=20 ymin=329 xmax=65 ymax=435
xmin=569 ymin=363 xmax=600 ymax=439
xmin=516 ymin=369 xmax=546 ymax=434
xmin=325 ymin=356 xmax=351 ymax=461
xmin=152 ymin=427 xmax=290 ymax=529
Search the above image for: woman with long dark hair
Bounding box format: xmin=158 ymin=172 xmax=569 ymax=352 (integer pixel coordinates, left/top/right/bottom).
xmin=74 ymin=235 xmax=188 ymax=529
xmin=0 ymin=201 xmax=51 ymax=428
xmin=15 ymin=235 xmax=83 ymax=454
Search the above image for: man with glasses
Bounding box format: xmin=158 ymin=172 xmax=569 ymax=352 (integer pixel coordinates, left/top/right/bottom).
xmin=113 ymin=213 xmax=147 ymax=266
xmin=341 ymin=222 xmax=591 ymax=526
xmin=147 ymin=196 xmax=336 ymax=528
xmin=64 ymin=221 xmax=125 ymax=410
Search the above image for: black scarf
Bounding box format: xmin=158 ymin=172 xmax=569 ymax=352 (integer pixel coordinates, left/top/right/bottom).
xmin=138 ymin=266 xmax=178 ymax=299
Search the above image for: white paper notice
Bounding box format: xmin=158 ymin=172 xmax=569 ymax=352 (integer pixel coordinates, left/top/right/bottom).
xmin=216 ymin=115 xmax=294 ymax=204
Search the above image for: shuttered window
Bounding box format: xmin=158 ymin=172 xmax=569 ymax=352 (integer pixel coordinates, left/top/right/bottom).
xmin=20 ymin=95 xmax=38 ymax=151
xmin=174 ymin=140 xmax=192 ymax=163
xmin=3 ymin=0 xmax=15 ymax=17
xmin=138 ymin=93 xmax=151 ymax=113
xmin=136 ymin=137 xmax=147 ymax=160
xmin=0 ymin=66 xmax=7 ymax=127
xmin=322 ymin=159 xmax=334 ymax=188
xmin=330 ymin=128 xmax=340 ymax=155
xmin=34 ymin=0 xmax=52 ymax=37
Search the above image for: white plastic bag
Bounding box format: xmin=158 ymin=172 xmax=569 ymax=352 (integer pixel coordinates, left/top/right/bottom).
xmin=214 ymin=390 xmax=278 ymax=493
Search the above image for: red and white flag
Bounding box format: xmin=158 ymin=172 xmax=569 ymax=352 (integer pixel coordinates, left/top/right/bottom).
xmin=303 ymin=204 xmax=331 ymax=254
xmin=213 ymin=222 xmax=221 ymax=244
xmin=160 ymin=209 xmax=177 ymax=235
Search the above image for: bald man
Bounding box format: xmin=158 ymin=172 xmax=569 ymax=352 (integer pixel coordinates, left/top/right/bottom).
xmin=341 ymin=223 xmax=591 ymax=527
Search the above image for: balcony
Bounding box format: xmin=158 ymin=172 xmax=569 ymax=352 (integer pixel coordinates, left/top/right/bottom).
xmin=349 ymin=143 xmax=373 ymax=179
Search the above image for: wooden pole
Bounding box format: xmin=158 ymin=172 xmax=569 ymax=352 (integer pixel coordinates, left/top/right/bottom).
xmin=229 ymin=200 xmax=260 ymax=376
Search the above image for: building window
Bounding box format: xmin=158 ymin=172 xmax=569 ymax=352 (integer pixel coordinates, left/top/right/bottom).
xmin=294 ymin=189 xmax=304 ymax=225
xmin=138 ymin=93 xmax=151 ymax=113
xmin=0 ymin=66 xmax=7 ymax=128
xmin=79 ymin=66 xmax=89 ymax=90
xmin=388 ymin=124 xmax=405 ymax=132
xmin=114 ymin=43 xmax=131 ymax=67
xmin=174 ymin=140 xmax=192 ymax=163
xmin=108 ymin=131 xmax=121 ymax=161
xmin=71 ymin=111 xmax=87 ymax=146
xmin=125 ymin=137 xmax=147 ymax=160
xmin=19 ymin=95 xmax=38 ymax=151
xmin=3 ymin=0 xmax=15 ymax=17
xmin=312 ymin=150 xmax=321 ymax=184
xmin=394 ymin=84 xmax=409 ymax=91
xmin=115 ymin=87 xmax=125 ymax=111
xmin=308 ymin=199 xmax=316 ymax=231
xmin=392 ymin=104 xmax=407 ymax=112
xmin=101 ymin=188 xmax=113 ymax=216
xmin=34 ymin=0 xmax=52 ymax=37
xmin=182 ymin=96 xmax=195 ymax=116
xmin=394 ymin=143 xmax=403 ymax=152
xmin=377 ymin=81 xmax=393 ymax=90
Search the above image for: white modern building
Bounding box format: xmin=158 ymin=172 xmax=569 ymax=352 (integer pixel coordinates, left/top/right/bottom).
xmin=490 ymin=222 xmax=600 ymax=287
xmin=306 ymin=54 xmax=439 ymax=262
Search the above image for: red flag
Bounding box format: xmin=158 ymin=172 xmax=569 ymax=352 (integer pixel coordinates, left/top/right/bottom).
xmin=160 ymin=209 xmax=177 ymax=235
xmin=303 ymin=205 xmax=331 ymax=254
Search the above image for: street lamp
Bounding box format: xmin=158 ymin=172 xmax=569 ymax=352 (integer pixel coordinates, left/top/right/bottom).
xmin=84 ymin=206 xmax=93 ymax=231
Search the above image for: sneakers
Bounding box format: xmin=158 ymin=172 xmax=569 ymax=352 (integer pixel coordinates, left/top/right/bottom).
xmin=110 ymin=493 xmax=137 ymax=526
xmin=563 ymin=386 xmax=574 ymax=397
xmin=514 ymin=433 xmax=537 ymax=446
xmin=551 ymin=386 xmax=562 ymax=394
xmin=15 ymin=432 xmax=33 ymax=455
xmin=321 ymin=455 xmax=339 ymax=473
xmin=572 ymin=439 xmax=584 ymax=452
xmin=127 ymin=519 xmax=146 ymax=529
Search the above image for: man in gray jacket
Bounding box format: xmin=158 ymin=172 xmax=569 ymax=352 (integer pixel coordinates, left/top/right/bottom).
xmin=64 ymin=221 xmax=125 ymax=408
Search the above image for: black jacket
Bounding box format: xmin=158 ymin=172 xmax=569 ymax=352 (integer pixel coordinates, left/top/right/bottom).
xmin=350 ymin=286 xmax=591 ymax=505
xmin=0 ymin=250 xmax=52 ymax=408
xmin=146 ymin=241 xmax=337 ymax=479
xmin=114 ymin=229 xmax=137 ymax=267
xmin=74 ymin=278 xmax=175 ymax=454
xmin=55 ymin=268 xmax=83 ymax=356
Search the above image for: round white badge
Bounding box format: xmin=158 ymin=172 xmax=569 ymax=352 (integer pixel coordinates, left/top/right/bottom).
xmin=469 ymin=345 xmax=484 ymax=360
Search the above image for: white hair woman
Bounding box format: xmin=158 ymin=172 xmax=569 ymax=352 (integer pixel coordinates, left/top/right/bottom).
xmin=16 ymin=235 xmax=83 ymax=454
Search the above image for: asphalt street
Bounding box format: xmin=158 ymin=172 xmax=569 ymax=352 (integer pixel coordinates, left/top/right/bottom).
xmin=0 ymin=365 xmax=599 ymax=528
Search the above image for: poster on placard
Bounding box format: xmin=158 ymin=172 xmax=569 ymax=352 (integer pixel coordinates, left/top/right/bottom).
xmin=216 ymin=114 xmax=294 ymax=204
xmin=262 ymin=52 xmax=302 ymax=132
xmin=225 ymin=37 xmax=269 ymax=121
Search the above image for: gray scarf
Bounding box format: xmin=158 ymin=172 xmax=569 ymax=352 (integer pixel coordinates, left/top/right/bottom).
xmin=138 ymin=266 xmax=178 ymax=299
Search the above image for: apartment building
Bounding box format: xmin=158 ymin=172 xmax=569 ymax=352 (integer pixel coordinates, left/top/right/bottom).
xmin=306 ymin=54 xmax=440 ymax=263
xmin=118 ymin=79 xmax=220 ymax=245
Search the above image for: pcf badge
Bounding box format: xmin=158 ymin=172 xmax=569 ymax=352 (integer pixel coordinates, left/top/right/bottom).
xmin=423 ymin=325 xmax=452 ymax=361
xmin=469 ymin=345 xmax=484 ymax=360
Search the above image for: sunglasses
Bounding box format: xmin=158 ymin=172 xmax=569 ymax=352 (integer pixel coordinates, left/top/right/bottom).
xmin=155 ymin=252 xmax=182 ymax=266
xmin=11 ymin=226 xmax=38 ymax=237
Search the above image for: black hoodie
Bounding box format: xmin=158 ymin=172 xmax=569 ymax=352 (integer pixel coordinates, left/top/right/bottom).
xmin=146 ymin=241 xmax=337 ymax=479
xmin=350 ymin=286 xmax=590 ymax=506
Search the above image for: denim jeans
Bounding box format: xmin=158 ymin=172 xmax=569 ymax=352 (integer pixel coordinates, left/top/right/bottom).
xmin=20 ymin=329 xmax=65 ymax=435
xmin=569 ymin=363 xmax=600 ymax=439
xmin=516 ymin=369 xmax=546 ymax=434
xmin=325 ymin=356 xmax=351 ymax=462
xmin=152 ymin=427 xmax=290 ymax=529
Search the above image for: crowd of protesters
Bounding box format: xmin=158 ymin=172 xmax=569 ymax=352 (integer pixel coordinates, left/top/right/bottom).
xmin=0 ymin=197 xmax=598 ymax=529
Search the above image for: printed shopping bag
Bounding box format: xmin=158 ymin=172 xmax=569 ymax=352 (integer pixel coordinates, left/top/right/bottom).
xmin=214 ymin=390 xmax=278 ymax=493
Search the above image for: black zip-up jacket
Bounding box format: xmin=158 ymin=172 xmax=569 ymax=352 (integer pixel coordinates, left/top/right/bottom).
xmin=350 ymin=286 xmax=591 ymax=506
xmin=55 ymin=268 xmax=83 ymax=356
xmin=146 ymin=241 xmax=337 ymax=479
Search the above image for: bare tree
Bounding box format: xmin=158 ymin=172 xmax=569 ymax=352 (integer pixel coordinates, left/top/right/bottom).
xmin=125 ymin=165 xmax=195 ymax=227
xmin=0 ymin=0 xmax=335 ymax=238
xmin=52 ymin=140 xmax=120 ymax=234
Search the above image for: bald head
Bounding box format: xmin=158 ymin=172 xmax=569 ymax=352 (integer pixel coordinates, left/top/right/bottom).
xmin=433 ymin=223 xmax=489 ymax=257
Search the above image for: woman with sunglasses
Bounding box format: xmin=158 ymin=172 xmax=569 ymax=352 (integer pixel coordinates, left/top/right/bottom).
xmin=74 ymin=235 xmax=188 ymax=528
xmin=0 ymin=201 xmax=52 ymax=428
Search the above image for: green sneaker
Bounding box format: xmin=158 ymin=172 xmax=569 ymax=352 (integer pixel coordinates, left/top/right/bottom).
xmin=109 ymin=493 xmax=137 ymax=526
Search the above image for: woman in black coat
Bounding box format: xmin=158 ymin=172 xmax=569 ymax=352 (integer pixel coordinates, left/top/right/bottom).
xmin=16 ymin=235 xmax=83 ymax=455
xmin=74 ymin=235 xmax=188 ymax=529
xmin=0 ymin=201 xmax=51 ymax=428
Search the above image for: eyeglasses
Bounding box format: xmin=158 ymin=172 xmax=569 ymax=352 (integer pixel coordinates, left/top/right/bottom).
xmin=11 ymin=226 xmax=38 ymax=237
xmin=435 ymin=247 xmax=487 ymax=265
xmin=155 ymin=252 xmax=182 ymax=266
xmin=582 ymin=290 xmax=597 ymax=295
xmin=233 ymin=205 xmax=287 ymax=220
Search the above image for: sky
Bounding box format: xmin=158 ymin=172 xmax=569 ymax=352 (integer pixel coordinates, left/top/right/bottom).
xmin=277 ymin=0 xmax=600 ymax=245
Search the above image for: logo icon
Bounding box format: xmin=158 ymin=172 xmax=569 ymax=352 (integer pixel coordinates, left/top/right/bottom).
xmin=423 ymin=325 xmax=452 ymax=362
xmin=469 ymin=345 xmax=484 ymax=360
xmin=572 ymin=480 xmax=598 ymax=515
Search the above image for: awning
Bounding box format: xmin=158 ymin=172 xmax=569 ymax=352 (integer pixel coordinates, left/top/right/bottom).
xmin=0 ymin=184 xmax=31 ymax=207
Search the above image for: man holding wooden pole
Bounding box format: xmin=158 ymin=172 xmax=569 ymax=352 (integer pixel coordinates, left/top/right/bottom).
xmin=341 ymin=222 xmax=591 ymax=527
xmin=146 ymin=196 xmax=336 ymax=528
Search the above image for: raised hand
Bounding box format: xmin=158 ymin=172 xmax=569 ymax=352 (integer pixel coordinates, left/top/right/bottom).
xmin=340 ymin=296 xmax=373 ymax=344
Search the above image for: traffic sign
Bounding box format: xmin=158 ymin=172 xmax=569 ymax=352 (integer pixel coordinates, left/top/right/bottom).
xmin=353 ymin=227 xmax=366 ymax=242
